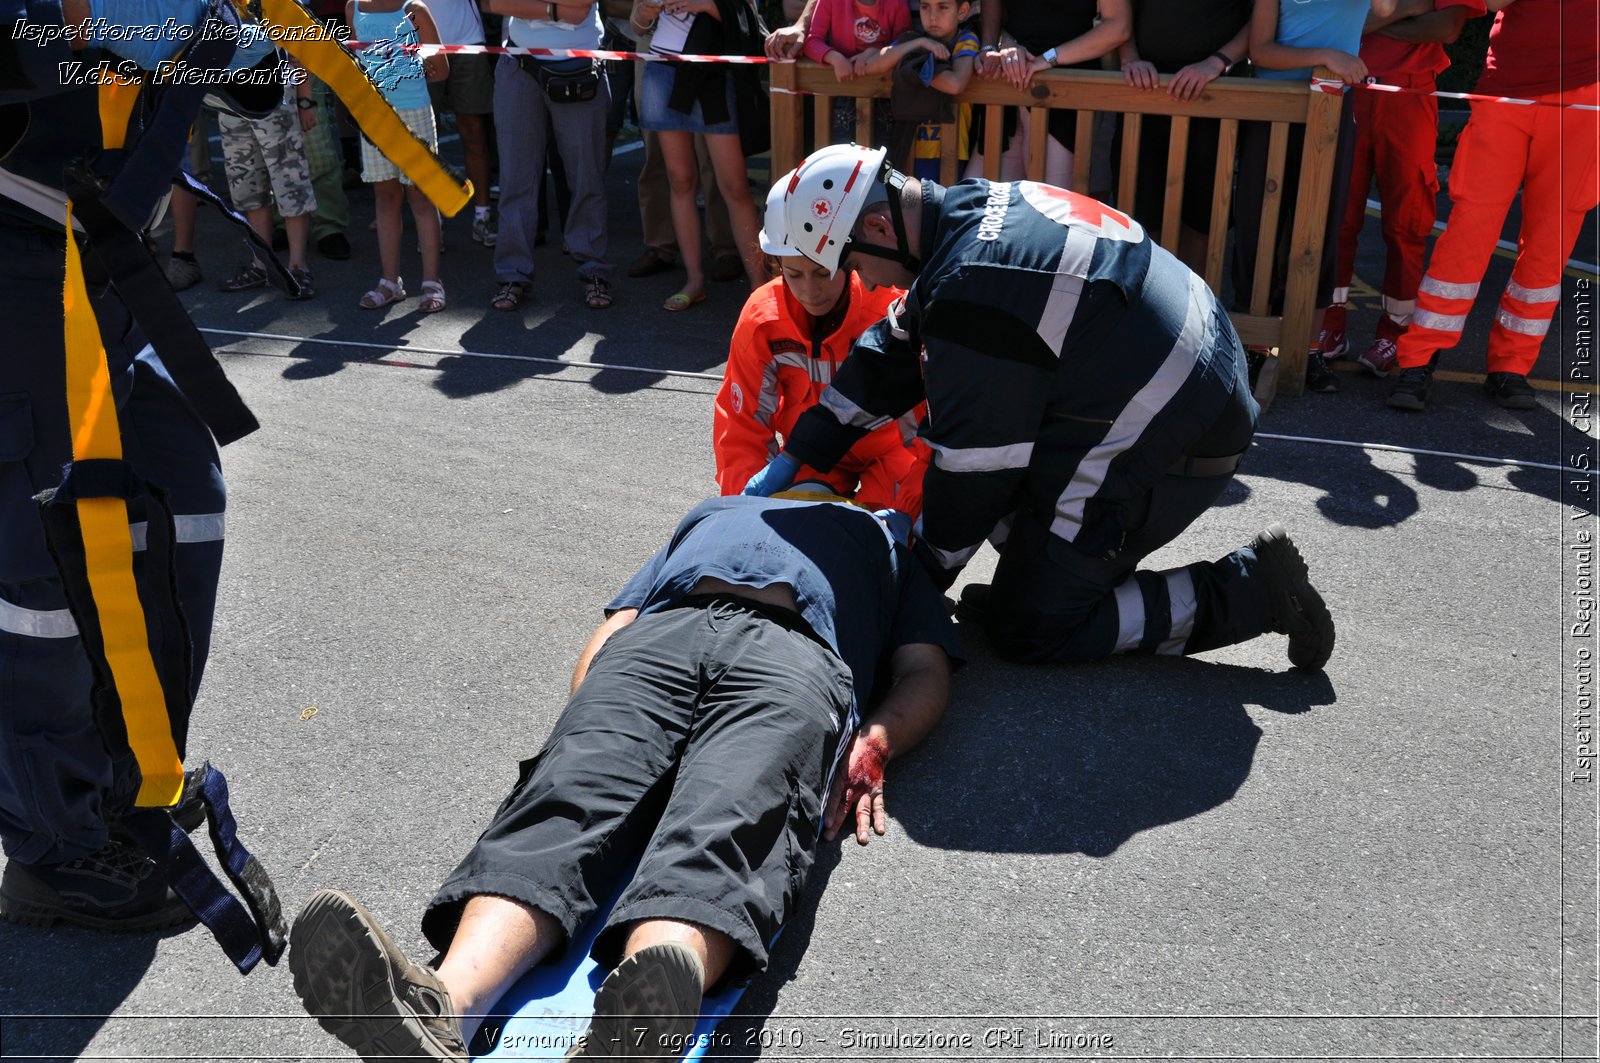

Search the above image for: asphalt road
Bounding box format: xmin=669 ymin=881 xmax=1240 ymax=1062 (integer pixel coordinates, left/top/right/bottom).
xmin=1 ymin=133 xmax=1596 ymax=1063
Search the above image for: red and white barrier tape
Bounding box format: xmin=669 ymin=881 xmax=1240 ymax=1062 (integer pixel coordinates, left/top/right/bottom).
xmin=1313 ymin=76 xmax=1600 ymax=111
xmin=348 ymin=45 xmax=1597 ymax=110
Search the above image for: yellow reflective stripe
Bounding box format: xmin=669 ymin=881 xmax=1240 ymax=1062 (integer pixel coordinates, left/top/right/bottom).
xmin=64 ymin=204 xmax=122 ymax=462
xmin=80 ymin=498 xmax=185 ymax=807
xmin=257 ymin=0 xmax=471 ymax=216
xmin=63 ymin=203 xmax=184 ymax=808
xmin=98 ymin=79 xmax=142 ymax=150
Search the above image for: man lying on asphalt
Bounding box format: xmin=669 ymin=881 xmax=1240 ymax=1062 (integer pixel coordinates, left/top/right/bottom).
xmin=288 ymin=491 xmax=961 ymax=1061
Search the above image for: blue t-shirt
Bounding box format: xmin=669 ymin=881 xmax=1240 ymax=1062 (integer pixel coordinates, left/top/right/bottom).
xmin=1259 ymin=0 xmax=1367 ymax=81
xmin=608 ymin=496 xmax=963 ymax=716
xmin=352 ymin=2 xmax=432 ymax=109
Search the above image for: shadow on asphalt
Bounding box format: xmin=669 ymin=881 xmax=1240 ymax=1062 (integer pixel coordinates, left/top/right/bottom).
xmin=712 ymin=651 xmax=1334 ymax=1059
xmin=891 ymin=651 xmax=1334 ymax=859
xmin=0 ymin=922 xmax=179 ymax=1059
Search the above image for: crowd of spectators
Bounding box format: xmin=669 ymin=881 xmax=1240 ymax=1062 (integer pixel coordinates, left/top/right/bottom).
xmin=165 ymin=0 xmax=1595 ymax=411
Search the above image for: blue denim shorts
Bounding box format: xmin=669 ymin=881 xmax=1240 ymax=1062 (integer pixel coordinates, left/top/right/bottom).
xmin=638 ymin=59 xmax=739 ymax=136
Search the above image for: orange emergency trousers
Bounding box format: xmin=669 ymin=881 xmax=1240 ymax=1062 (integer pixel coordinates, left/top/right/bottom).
xmin=714 ymin=275 xmax=929 ymax=517
xmin=1395 ymin=79 xmax=1600 ymax=374
xmin=1330 ymin=73 xmax=1442 ymax=342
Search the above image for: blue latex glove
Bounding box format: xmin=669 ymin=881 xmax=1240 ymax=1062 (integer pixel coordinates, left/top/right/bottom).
xmin=873 ymin=508 xmax=913 ymax=548
xmin=84 ymin=0 xmax=273 ymax=72
xmin=742 ymin=454 xmax=801 ymax=497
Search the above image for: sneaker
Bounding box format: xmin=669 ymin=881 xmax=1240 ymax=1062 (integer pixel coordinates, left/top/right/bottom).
xmin=472 ymin=211 xmax=497 ymax=248
xmin=954 ymin=583 xmax=992 ymax=626
xmin=568 ymin=943 xmax=704 ymax=1060
xmin=1483 ymin=371 xmax=1537 ymax=410
xmin=0 ymin=837 xmax=195 ymax=932
xmin=1356 ymin=337 xmax=1398 ymax=377
xmin=165 ymin=253 xmax=202 ymax=291
xmin=1317 ymin=327 xmax=1349 ymax=360
xmin=218 ymin=263 xmax=268 ymax=292
xmin=1303 ymin=349 xmax=1339 ymax=393
xmin=628 ymin=248 xmax=676 ymax=278
xmin=290 ymin=889 xmax=469 ymax=1063
xmin=1386 ymin=363 xmax=1434 ymax=411
xmin=289 ymin=266 xmax=315 ymax=300
xmin=1250 ymin=524 xmax=1335 ymax=671
xmin=316 ymin=232 xmax=352 ymax=261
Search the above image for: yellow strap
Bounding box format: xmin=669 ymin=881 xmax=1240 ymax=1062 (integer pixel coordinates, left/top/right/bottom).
xmin=63 ymin=201 xmax=185 ymax=808
xmin=255 ymin=0 xmax=471 ymax=215
xmin=97 ymin=79 xmax=142 ymax=150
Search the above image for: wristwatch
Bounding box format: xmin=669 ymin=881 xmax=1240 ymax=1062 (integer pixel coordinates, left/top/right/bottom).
xmin=1040 ymin=46 xmax=1058 ymax=66
xmin=296 ymin=96 xmax=315 ymax=110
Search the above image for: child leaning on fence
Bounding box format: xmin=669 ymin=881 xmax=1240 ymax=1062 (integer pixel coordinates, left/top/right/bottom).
xmin=349 ymin=0 xmax=450 ymax=312
xmin=852 ymin=0 xmax=978 ymax=179
xmin=801 ymin=0 xmax=912 ymax=142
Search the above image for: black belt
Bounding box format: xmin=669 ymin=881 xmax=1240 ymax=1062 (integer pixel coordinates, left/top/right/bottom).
xmin=674 ymin=592 xmax=828 ymax=650
xmin=1167 ymin=450 xmax=1246 ymax=478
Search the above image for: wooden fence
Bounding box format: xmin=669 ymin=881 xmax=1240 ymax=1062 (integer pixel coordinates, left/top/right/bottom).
xmin=768 ymin=61 xmax=1345 ymax=396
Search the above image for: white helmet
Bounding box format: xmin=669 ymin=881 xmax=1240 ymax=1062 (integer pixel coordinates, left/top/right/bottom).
xmin=760 ymin=144 xmax=890 ymax=275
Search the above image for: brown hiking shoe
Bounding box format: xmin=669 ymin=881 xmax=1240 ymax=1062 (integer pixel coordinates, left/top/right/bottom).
xmin=568 ymin=942 xmax=705 ymax=1060
xmin=290 ymin=889 xmax=468 ymax=1062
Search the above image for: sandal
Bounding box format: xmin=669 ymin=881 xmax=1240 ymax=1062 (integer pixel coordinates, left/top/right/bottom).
xmin=584 ymin=276 xmax=613 ymax=310
xmin=661 ymin=290 xmax=706 ymax=313
xmin=491 ymin=281 xmax=528 ymax=312
xmin=418 ymin=280 xmax=447 ymax=314
xmin=359 ymin=277 xmax=406 ymax=309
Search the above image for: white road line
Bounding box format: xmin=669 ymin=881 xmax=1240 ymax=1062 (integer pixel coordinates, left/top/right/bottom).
xmin=202 ymin=327 xmax=1599 ymax=477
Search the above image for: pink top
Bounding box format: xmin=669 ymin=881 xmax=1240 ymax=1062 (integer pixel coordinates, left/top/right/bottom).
xmin=802 ymin=0 xmax=912 ymax=63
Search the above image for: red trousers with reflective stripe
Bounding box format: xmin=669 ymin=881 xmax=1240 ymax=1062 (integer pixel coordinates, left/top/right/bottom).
xmin=1332 ymin=78 xmax=1440 ymax=341
xmin=1396 ymin=81 xmax=1600 ymax=373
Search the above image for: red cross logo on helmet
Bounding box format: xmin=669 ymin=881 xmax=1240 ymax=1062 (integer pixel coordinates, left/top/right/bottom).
xmin=811 ymin=198 xmax=833 ymax=220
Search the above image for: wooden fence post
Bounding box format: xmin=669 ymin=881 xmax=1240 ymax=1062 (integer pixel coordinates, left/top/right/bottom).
xmin=770 ymin=60 xmax=801 ymax=181
xmin=1277 ymin=70 xmax=1343 ymax=396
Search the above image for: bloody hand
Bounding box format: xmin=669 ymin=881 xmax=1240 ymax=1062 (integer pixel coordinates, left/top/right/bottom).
xmin=826 ymin=730 xmax=890 ymax=845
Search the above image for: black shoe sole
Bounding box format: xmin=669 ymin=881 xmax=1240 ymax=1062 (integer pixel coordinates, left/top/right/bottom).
xmin=1487 ymin=392 xmax=1537 ymax=410
xmin=289 ymin=889 xmax=465 ymax=1063
xmin=0 ymin=881 xmax=195 ymax=933
xmin=1251 ymin=524 xmax=1335 ymax=671
xmin=1386 ymin=389 xmax=1427 ymax=411
xmin=570 ymin=943 xmax=704 ymax=1060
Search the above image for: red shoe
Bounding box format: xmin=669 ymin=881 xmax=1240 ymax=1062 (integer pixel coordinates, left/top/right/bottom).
xmin=1357 ymin=337 xmax=1398 ymax=377
xmin=1317 ymin=327 xmax=1349 ymax=360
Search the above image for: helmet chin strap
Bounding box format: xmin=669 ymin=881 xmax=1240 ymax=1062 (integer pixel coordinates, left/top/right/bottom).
xmin=846 ymin=167 xmax=922 ymax=273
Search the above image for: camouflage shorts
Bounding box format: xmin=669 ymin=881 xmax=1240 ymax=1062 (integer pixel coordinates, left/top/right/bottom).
xmin=218 ymin=106 xmax=317 ymax=217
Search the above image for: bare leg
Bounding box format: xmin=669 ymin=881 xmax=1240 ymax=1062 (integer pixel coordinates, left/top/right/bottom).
xmin=658 ymin=130 xmax=706 ymax=299
xmin=407 ymin=183 xmax=443 ymax=285
xmin=456 ymin=112 xmax=493 ymax=210
xmin=245 ymin=205 xmax=273 ymax=266
xmin=372 ymin=179 xmax=405 ymax=284
xmin=702 ymin=132 xmax=765 ymax=291
xmin=621 ymin=918 xmax=736 ymax=990
xmin=435 ymin=894 xmax=565 ymax=1044
xmin=284 ymin=212 xmax=311 ymax=272
xmin=171 ymin=188 xmax=198 ymax=254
